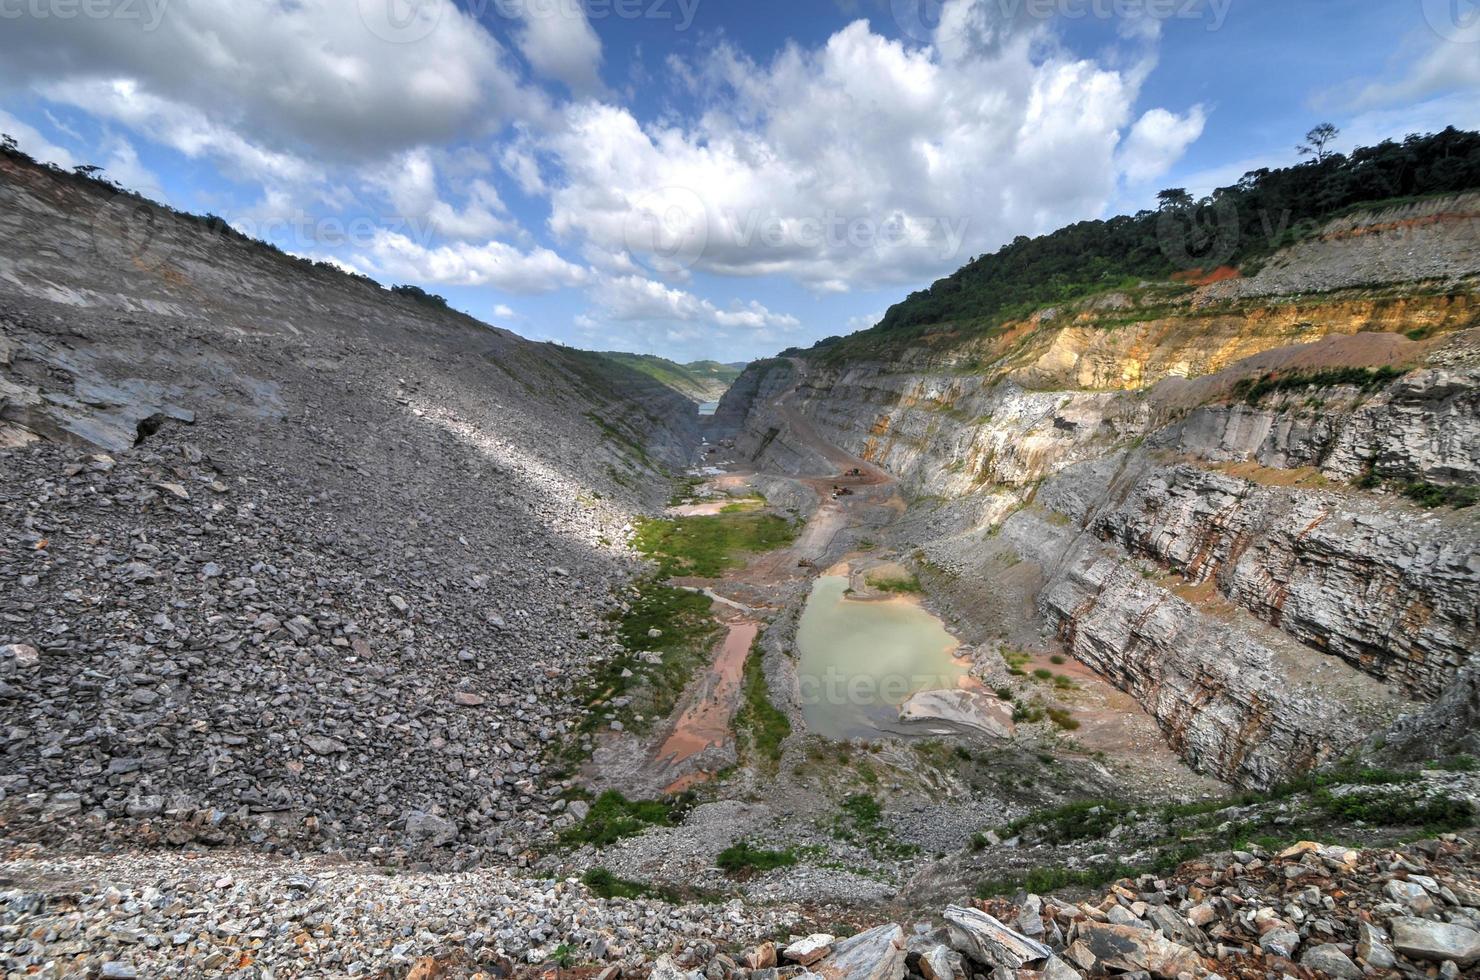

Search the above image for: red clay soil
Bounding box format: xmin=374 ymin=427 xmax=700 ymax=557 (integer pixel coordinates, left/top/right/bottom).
xmin=1173 ymin=265 xmax=1241 ymax=286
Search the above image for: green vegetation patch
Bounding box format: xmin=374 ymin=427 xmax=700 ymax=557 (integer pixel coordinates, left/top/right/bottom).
xmin=595 ymin=352 xmax=745 ymax=401
xmin=866 ymin=571 xmax=923 ymax=594
xmin=1231 ymin=366 xmax=1405 ymax=405
xmin=976 ymin=763 xmax=1472 ymax=899
xmin=560 ymin=790 xmax=696 ymax=848
xmin=632 ymin=512 xmax=798 ymax=577
xmin=550 ymin=581 xmax=721 ymax=772
xmin=734 ymin=638 xmax=791 ymax=768
xmin=1399 ymin=482 xmax=1479 ymax=509
xmin=832 ymin=793 xmax=920 ymax=861
xmin=717 ymin=841 xmax=799 ymax=874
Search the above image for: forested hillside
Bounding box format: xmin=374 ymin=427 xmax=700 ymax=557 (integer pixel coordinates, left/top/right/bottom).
xmin=854 ymin=127 xmax=1480 ymax=343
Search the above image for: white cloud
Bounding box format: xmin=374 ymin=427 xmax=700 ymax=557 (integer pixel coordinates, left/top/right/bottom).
xmin=369 ymin=148 xmax=514 ymax=241
xmin=500 ymin=130 xmax=548 ymax=196
xmin=1346 ymin=22 xmax=1480 ymax=111
xmin=541 ymin=0 xmax=1202 ymax=292
xmin=0 ymin=108 xmax=76 ymax=168
xmin=512 ymin=2 xmax=605 ymax=96
xmin=361 ymin=230 xmax=589 ymax=294
xmin=1118 ymin=106 xmax=1207 ymax=184
xmin=586 ymin=274 xmax=800 ymax=341
xmin=97 ymin=135 xmax=164 ymax=199
xmin=41 ymin=79 xmax=320 ymax=185
xmin=0 ymin=0 xmax=532 ymax=161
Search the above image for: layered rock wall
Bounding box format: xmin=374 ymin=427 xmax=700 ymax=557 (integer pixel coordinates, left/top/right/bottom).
xmin=723 ymin=207 xmax=1480 ymax=785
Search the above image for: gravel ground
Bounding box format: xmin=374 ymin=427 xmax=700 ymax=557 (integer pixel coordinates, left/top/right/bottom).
xmin=0 ymin=844 xmax=801 ymax=978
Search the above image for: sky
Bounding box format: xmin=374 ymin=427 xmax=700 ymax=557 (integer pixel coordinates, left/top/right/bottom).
xmin=1 ymin=0 xmax=1477 ymax=362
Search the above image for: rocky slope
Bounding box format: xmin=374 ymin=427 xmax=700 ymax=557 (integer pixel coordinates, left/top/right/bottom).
xmin=717 ymin=196 xmax=1480 ymax=789
xmin=0 ymin=153 xmax=702 ymax=865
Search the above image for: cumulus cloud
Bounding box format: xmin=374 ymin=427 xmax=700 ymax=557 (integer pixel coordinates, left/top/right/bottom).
xmin=511 ymin=1 xmax=605 ymax=96
xmin=1119 ymin=106 xmax=1207 ymax=184
xmin=541 ymin=0 xmax=1204 ymax=291
xmin=361 ymin=230 xmax=589 ymax=294
xmin=575 ymin=274 xmax=802 ymax=357
xmin=591 ymin=274 xmax=799 ymax=332
xmin=369 ymin=148 xmax=516 ymax=242
xmin=96 ymin=135 xmax=165 ymax=199
xmin=0 ymin=0 xmax=531 ymax=161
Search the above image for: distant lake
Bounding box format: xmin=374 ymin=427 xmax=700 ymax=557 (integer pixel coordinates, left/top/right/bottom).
xmin=698 ymin=400 xmax=719 ymax=416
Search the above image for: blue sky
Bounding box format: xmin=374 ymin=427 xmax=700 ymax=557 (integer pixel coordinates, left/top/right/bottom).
xmin=2 ymin=0 xmax=1477 ymax=361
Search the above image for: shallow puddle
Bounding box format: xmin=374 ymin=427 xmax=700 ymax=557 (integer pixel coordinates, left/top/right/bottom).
xmin=796 ymin=575 xmax=967 ymax=740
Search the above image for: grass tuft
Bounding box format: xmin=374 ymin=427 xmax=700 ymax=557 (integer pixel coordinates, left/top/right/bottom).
xmin=717 ymin=841 xmax=798 ymax=874
xmin=560 ymin=790 xmax=696 ymax=848
xmin=735 ymin=637 xmax=791 ymax=768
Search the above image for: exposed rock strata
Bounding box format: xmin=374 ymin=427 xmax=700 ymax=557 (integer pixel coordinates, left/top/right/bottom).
xmin=722 ymin=206 xmax=1480 ymax=786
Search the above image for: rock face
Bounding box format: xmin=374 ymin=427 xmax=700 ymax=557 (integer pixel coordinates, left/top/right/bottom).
xmin=0 ymin=155 xmax=702 ymax=861
xmin=723 ymin=203 xmax=1480 ymax=786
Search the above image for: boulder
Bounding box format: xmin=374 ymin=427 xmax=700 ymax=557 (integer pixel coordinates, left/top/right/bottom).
xmin=1041 ymin=957 xmax=1083 ymax=980
xmin=1385 ymin=878 xmax=1437 ymax=915
xmin=402 ymin=811 xmax=458 ymax=847
xmin=943 ymin=905 xmax=1053 ymax=969
xmin=303 ymin=735 xmax=349 ymax=755
xmin=917 ymin=945 xmax=966 ymax=980
xmin=1389 ymin=917 xmax=1480 ymax=966
xmin=1071 ymin=922 xmax=1204 ymax=979
xmin=741 ymin=943 xmax=777 ymax=970
xmin=1 ymin=644 xmax=40 ymax=668
xmin=783 ymin=935 xmax=835 ymax=966
xmin=814 ymin=924 xmax=906 ymax=980
xmin=1301 ymin=944 xmax=1361 ymax=978
xmin=1356 ymin=920 xmax=1397 ymax=969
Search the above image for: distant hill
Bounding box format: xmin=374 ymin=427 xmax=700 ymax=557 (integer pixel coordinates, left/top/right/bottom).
xmin=598 ymin=353 xmax=748 ymax=401
xmin=817 ymin=127 xmax=1480 ymax=357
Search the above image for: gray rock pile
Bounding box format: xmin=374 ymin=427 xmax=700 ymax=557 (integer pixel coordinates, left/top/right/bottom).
xmin=670 ymin=835 xmax=1480 ymax=980
xmin=0 ymin=154 xmax=706 ymax=867
xmin=0 ymin=425 xmax=633 ymax=866
xmin=0 ymin=846 xmax=800 ymax=977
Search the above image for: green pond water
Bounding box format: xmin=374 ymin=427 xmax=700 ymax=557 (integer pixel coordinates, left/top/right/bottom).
xmin=796 ymin=575 xmax=966 ymax=740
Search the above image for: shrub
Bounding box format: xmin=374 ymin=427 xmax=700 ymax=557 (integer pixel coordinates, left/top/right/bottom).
xmin=1399 ymin=482 xmax=1479 ymax=509
xmin=717 ymin=842 xmax=798 ymax=874
xmin=1231 ymin=366 xmax=1404 ymax=405
xmin=1047 ymin=707 xmax=1079 ymax=730
xmin=560 ymin=790 xmax=695 ymax=848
